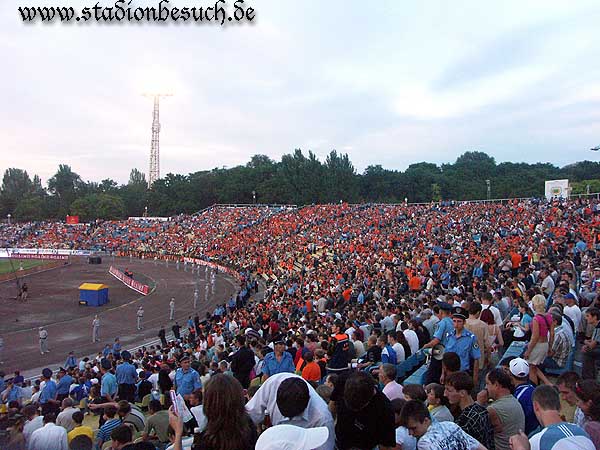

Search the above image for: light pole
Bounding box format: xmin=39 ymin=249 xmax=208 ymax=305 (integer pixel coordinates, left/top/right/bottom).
xmin=486 ymin=180 xmax=491 ymax=201
xmin=7 ymin=214 xmax=11 ymax=225
xmin=252 ymin=191 xmax=256 ymax=204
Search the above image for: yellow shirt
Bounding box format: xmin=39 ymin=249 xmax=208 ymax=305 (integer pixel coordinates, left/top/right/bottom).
xmin=67 ymin=425 xmax=94 ymax=443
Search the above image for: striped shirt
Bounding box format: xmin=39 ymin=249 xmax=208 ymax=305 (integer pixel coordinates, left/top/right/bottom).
xmin=529 ymin=422 xmax=595 ymax=450
xmin=96 ymin=418 xmax=121 ymax=446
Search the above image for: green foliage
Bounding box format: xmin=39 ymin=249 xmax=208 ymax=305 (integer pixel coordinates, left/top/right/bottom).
xmin=5 ymin=153 xmax=600 ymax=221
xmin=71 ymin=193 xmax=126 ymax=221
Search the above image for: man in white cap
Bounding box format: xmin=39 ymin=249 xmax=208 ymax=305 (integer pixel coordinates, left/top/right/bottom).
xmin=506 ymin=357 xmax=540 ymax=435
xmin=137 ymin=306 xmax=144 ymax=330
xmin=169 ymin=298 xmax=175 ymax=321
xmin=39 ymin=326 xmax=49 ymax=354
xmin=255 ymin=424 xmax=329 ymax=450
xmin=92 ymin=315 xmax=100 ymax=343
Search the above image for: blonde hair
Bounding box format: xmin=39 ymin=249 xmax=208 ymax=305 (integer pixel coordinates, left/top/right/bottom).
xmin=532 ymin=294 xmax=546 ymax=314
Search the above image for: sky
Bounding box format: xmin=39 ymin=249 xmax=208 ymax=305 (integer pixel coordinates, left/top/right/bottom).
xmin=1 ymin=0 xmax=600 ymax=185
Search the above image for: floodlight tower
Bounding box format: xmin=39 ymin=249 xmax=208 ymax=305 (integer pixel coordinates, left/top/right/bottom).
xmin=143 ymin=93 xmax=172 ymax=188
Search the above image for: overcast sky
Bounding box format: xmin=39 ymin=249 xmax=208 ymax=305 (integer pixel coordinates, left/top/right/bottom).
xmin=1 ymin=0 xmax=599 ymax=185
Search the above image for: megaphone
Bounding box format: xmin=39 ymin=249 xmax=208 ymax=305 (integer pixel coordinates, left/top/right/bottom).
xmin=431 ymin=344 xmax=445 ymax=361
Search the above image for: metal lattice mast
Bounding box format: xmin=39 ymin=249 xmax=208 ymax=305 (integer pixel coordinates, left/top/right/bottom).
xmin=144 ymin=93 xmax=172 ymax=188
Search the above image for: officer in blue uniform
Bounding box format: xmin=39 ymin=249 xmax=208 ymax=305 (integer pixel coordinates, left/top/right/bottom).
xmin=423 ymin=300 xmax=454 ymax=384
xmin=446 ymin=306 xmax=481 ymax=382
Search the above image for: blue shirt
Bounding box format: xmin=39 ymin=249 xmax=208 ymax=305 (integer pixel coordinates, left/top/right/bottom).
xmin=6 ymin=385 xmax=23 ymax=403
xmin=262 ymin=351 xmax=295 ymax=377
xmin=381 ymin=344 xmax=397 ymax=365
xmin=39 ymin=379 xmax=57 ymax=404
xmin=101 ymin=372 xmax=118 ymax=398
xmin=433 ymin=316 xmax=454 ymax=346
xmin=97 ymin=418 xmax=122 ymax=444
xmin=56 ymin=374 xmax=73 ymax=395
xmin=514 ymin=383 xmax=540 ymax=435
xmin=65 ymin=356 xmax=77 ymax=368
xmin=116 ymin=362 xmax=137 ymax=384
xmin=174 ymin=368 xmax=202 ymax=396
xmin=445 ymin=328 xmax=481 ymax=372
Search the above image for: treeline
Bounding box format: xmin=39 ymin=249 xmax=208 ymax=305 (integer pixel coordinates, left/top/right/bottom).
xmin=1 ymin=151 xmax=600 ymax=221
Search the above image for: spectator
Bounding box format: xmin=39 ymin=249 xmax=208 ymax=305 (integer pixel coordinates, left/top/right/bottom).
xmin=523 ymin=296 xmax=553 ymax=385
xmin=506 ymin=358 xmax=540 ymax=435
xmin=379 ymin=363 xmax=404 ymax=401
xmin=333 ymin=371 xmax=395 ymax=450
xmin=581 ymin=307 xmax=600 ymax=380
xmin=479 ymin=368 xmax=525 ymax=450
xmin=399 ymin=400 xmax=485 ymax=450
xmin=68 ymin=435 xmax=93 ymax=450
xmin=95 ymin=405 xmax=121 ymax=450
xmin=445 ymin=371 xmax=495 ymax=450
xmin=425 ymin=383 xmax=453 ymax=422
xmin=55 ymin=397 xmax=80 ymax=432
xmin=28 ymin=412 xmax=68 ymax=450
xmin=254 ymin=424 xmax=329 ymax=450
xmin=192 ymin=374 xmax=257 ymax=450
xmin=556 ymin=371 xmax=585 ymax=427
xmin=66 ymin=411 xmax=93 ymax=444
xmin=246 ymin=373 xmax=334 ymax=450
xmin=22 ymin=404 xmax=44 ymax=444
xmin=574 ymin=379 xmax=600 ymax=448
xmin=230 ymin=334 xmax=255 ymax=389
xmin=389 ymin=398 xmax=417 ymax=450
xmin=509 ymin=385 xmax=595 ymax=450
xmin=300 ymin=351 xmax=322 ymax=383
xmin=142 ymin=400 xmax=170 ymax=448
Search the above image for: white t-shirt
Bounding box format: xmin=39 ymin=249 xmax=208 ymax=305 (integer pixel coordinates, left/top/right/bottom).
xmin=529 ymin=422 xmax=595 ymax=450
xmin=404 ymin=330 xmax=420 ymax=355
xmin=392 ymin=342 xmax=405 ymax=362
xmin=563 ymin=305 xmax=582 ymax=332
xmin=382 ymin=381 xmax=404 ymax=401
xmin=396 ymin=426 xmax=417 ymax=450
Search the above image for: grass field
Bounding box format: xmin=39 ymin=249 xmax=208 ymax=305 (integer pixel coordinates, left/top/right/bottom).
xmin=0 ymin=258 xmax=49 ymax=275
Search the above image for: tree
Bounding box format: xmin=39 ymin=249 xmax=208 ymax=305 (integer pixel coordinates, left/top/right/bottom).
xmin=119 ymin=169 xmax=149 ymax=217
xmin=128 ymin=168 xmax=147 ymax=186
xmin=71 ymin=193 xmax=125 ymax=221
xmin=325 ymin=150 xmax=359 ymax=203
xmin=47 ymin=164 xmax=83 ymax=216
xmin=0 ymin=168 xmax=34 ymax=216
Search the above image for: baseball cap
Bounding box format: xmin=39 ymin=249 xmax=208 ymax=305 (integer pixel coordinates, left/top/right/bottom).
xmin=255 ymin=424 xmax=329 ymax=450
xmin=509 ymin=358 xmax=530 ymax=378
xmin=563 ymin=293 xmax=576 ymax=301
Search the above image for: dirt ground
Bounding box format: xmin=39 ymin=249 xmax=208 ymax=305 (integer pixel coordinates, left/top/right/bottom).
xmin=0 ymin=257 xmax=238 ymax=376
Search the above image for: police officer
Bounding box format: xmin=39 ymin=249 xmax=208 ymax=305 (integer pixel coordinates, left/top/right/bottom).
xmin=446 ymin=306 xmax=481 ymax=384
xmin=174 ymin=355 xmax=202 ymax=399
xmin=423 ymin=300 xmax=454 ymax=384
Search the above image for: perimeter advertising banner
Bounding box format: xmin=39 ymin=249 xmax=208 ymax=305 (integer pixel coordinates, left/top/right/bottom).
xmin=0 ymin=248 xmax=92 ymax=258
xmin=109 ymin=265 xmax=150 ymax=295
xmin=66 ymin=215 xmax=79 ymax=224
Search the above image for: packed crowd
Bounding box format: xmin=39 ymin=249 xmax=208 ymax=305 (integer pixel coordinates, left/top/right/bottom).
xmin=2 ymin=198 xmax=600 ymax=449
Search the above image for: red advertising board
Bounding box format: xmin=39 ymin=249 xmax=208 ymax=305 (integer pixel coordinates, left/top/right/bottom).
xmin=109 ymin=266 xmax=150 ymax=295
xmin=66 ymin=215 xmax=79 ymax=224
xmin=8 ymin=254 xmax=68 ymax=260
